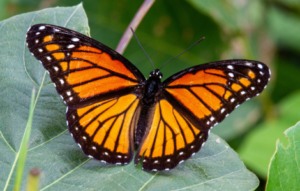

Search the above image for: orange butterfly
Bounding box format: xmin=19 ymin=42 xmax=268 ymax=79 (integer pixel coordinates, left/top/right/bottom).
xmin=26 ymin=24 xmax=270 ymax=171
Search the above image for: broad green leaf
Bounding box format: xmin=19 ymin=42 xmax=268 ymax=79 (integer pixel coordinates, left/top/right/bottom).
xmin=238 ymin=90 xmax=300 ymax=178
xmin=0 ymin=4 xmax=89 ymax=190
xmin=186 ymin=0 xmax=264 ymax=32
xmin=0 ymin=5 xmax=259 ymax=190
xmin=212 ymin=99 xmax=261 ymax=141
xmin=267 ymin=6 xmax=300 ymax=52
xmin=266 ymin=122 xmax=300 ymax=190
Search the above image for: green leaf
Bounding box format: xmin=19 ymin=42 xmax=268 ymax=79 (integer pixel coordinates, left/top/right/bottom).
xmin=1 ymin=5 xmax=258 ymax=190
xmin=0 ymin=4 xmax=89 ymax=190
xmin=186 ymin=0 xmax=264 ymax=32
xmin=212 ymin=99 xmax=261 ymax=141
xmin=266 ymin=122 xmax=300 ymax=190
xmin=238 ymin=90 xmax=300 ymax=178
xmin=267 ymin=6 xmax=300 ymax=52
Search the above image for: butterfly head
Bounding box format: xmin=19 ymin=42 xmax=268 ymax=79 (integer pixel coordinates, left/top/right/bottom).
xmin=149 ymin=69 xmax=162 ymax=79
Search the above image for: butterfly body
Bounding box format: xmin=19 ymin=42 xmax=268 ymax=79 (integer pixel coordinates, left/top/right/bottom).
xmin=26 ymin=24 xmax=270 ymax=171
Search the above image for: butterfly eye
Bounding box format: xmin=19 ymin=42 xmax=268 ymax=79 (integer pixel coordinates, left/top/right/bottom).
xmin=156 ymin=70 xmax=163 ymax=79
xmin=149 ymin=69 xmax=162 ymax=79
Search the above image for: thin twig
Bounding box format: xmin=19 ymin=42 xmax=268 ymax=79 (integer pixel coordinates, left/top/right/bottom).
xmin=116 ymin=0 xmax=155 ymax=54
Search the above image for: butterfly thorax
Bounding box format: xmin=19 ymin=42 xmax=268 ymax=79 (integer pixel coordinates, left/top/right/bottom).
xmin=142 ymin=69 xmax=163 ymax=105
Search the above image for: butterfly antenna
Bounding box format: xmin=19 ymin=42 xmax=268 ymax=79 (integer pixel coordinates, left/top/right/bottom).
xmin=159 ymin=37 xmax=205 ymax=70
xmin=130 ymin=27 xmax=155 ymax=70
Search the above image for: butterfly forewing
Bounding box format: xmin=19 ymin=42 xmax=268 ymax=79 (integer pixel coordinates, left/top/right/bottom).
xmin=163 ymin=60 xmax=271 ymax=131
xmin=26 ymin=24 xmax=145 ymax=108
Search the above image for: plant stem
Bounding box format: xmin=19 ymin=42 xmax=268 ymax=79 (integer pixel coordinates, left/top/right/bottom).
xmin=116 ymin=0 xmax=155 ymax=54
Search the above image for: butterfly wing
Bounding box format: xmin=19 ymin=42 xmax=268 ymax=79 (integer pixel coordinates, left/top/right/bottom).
xmin=26 ymin=24 xmax=145 ymax=164
xmin=135 ymin=59 xmax=270 ymax=171
xmin=67 ymin=94 xmax=140 ymax=164
xmin=26 ymin=24 xmax=145 ymax=108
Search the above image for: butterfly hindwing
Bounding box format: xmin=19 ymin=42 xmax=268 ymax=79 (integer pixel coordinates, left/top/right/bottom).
xmin=26 ymin=24 xmax=145 ymax=108
xmin=67 ymin=94 xmax=140 ymax=164
xmin=134 ymin=99 xmax=208 ymax=171
xmin=163 ymin=59 xmax=271 ymax=130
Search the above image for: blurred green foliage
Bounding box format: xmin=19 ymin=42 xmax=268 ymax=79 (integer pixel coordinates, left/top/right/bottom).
xmin=1 ymin=0 xmax=300 ymax=190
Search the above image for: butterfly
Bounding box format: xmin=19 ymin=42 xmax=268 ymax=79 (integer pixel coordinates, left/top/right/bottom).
xmin=26 ymin=24 xmax=270 ymax=171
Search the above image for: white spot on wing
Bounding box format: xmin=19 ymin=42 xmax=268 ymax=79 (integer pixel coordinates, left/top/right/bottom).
xmin=245 ymin=62 xmax=252 ymax=66
xmin=230 ymin=98 xmax=235 ymax=103
xmin=36 ymin=32 xmax=40 ymax=35
xmin=227 ymin=65 xmax=234 ymax=69
xmin=46 ymin=56 xmax=51 ymax=61
xmin=35 ymin=39 xmax=39 ymax=44
xmin=39 ymin=26 xmax=45 ymax=30
xmin=257 ymin=79 xmax=261 ymax=83
xmin=228 ymin=73 xmax=234 ymax=78
xmin=38 ymin=48 xmax=43 ymax=52
xmin=59 ymin=79 xmax=64 ymax=85
xmin=210 ymin=116 xmax=215 ymax=121
xmin=54 ymin=29 xmax=60 ymax=32
xmin=72 ymin=38 xmax=80 ymax=42
xmin=92 ymin=146 xmax=96 ymax=150
xmin=257 ymin=63 xmax=263 ymax=69
xmin=67 ymin=44 xmax=75 ymax=49
xmin=221 ymin=108 xmax=226 ymax=113
xmin=241 ymin=91 xmax=246 ymax=95
xmin=251 ymin=87 xmax=255 ymax=91
xmin=260 ymin=71 xmax=264 ymax=75
xmin=66 ymin=91 xmax=71 ymax=96
xmin=53 ymin=66 xmax=59 ymax=71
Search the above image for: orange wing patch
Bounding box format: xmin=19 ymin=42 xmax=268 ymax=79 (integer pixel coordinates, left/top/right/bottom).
xmin=164 ymin=63 xmax=270 ymax=130
xmin=135 ymin=99 xmax=208 ymax=171
xmin=169 ymin=69 xmax=227 ymax=86
xmin=26 ymin=24 xmax=144 ymax=107
xmin=67 ymin=94 xmax=140 ymax=164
